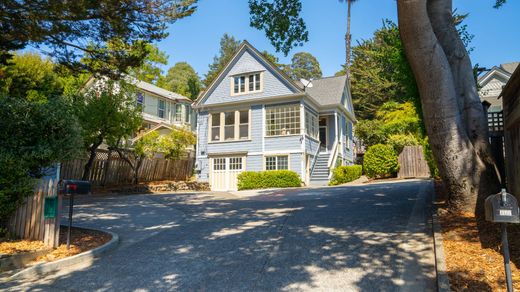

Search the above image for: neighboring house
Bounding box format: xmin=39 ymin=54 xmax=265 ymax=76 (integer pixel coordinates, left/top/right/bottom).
xmin=193 ymin=41 xmax=356 ymax=191
xmin=84 ymin=76 xmax=196 ymax=137
xmin=478 ymin=62 xmax=519 ymax=132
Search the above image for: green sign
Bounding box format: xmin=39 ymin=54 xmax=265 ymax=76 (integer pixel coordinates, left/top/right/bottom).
xmin=44 ymin=197 xmax=58 ymax=219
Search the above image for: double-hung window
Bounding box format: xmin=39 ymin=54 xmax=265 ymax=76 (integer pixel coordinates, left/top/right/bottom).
xmin=158 ymin=99 xmax=166 ymax=119
xmin=136 ymin=92 xmax=145 ymax=111
xmin=305 ymin=110 xmax=319 ymax=139
xmin=232 ymin=72 xmax=262 ymax=95
xmin=210 ymin=109 xmax=250 ymax=142
xmin=185 ymin=105 xmax=191 ymax=123
xmin=265 ymin=104 xmax=301 ymax=136
xmin=175 ymin=104 xmax=183 ymax=122
xmin=265 ymin=155 xmax=289 ymax=170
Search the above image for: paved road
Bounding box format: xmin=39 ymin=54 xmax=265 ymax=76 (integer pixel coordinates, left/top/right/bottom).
xmin=4 ymin=180 xmax=436 ymax=291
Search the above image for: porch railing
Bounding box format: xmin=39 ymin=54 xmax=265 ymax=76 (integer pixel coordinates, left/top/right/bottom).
xmin=327 ymin=140 xmax=340 ymax=179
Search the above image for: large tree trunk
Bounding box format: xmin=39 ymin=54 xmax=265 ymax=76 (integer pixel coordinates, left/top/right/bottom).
xmin=82 ymin=137 xmax=103 ymax=181
xmin=345 ymin=0 xmax=352 ymax=74
xmin=397 ymin=0 xmax=500 ymax=213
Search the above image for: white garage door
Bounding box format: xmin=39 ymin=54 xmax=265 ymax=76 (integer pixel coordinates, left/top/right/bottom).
xmin=210 ymin=156 xmax=245 ymax=191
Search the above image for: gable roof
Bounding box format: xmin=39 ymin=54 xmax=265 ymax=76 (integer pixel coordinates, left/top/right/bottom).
xmin=83 ymin=75 xmax=191 ymax=103
xmin=304 ymin=75 xmax=347 ymax=107
xmin=193 ymin=41 xmax=303 ymax=107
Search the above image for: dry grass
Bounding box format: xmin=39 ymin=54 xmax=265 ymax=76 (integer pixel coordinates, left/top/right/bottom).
xmin=436 ymin=180 xmax=520 ymax=291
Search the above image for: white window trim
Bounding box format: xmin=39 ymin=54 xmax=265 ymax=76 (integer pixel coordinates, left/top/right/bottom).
xmin=230 ymin=71 xmax=264 ymax=96
xmin=157 ymin=99 xmax=166 ymax=119
xmin=265 ymin=103 xmax=301 ymax=137
xmin=208 ymin=109 xmax=251 ymax=143
xmin=263 ymin=154 xmax=290 ymax=171
xmin=174 ymin=103 xmax=183 ymax=123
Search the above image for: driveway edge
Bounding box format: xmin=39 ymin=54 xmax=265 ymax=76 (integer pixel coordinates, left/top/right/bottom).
xmin=432 ymin=207 xmax=451 ymax=291
xmin=4 ymin=227 xmax=119 ymax=282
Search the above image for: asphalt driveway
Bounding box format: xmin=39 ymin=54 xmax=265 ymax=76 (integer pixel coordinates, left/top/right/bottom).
xmin=4 ymin=179 xmax=436 ymax=291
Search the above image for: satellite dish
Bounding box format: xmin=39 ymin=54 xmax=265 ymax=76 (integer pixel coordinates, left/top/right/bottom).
xmin=300 ymin=78 xmax=313 ymax=89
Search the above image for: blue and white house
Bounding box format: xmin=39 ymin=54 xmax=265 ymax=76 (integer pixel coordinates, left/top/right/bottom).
xmin=193 ymin=41 xmax=356 ymax=191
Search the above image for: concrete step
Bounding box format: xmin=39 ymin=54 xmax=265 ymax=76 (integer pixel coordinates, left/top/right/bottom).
xmin=309 ymin=180 xmax=330 ymax=186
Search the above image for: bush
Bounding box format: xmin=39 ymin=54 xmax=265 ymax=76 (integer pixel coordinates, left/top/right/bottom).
xmin=329 ymin=165 xmax=362 ymax=186
xmin=387 ymin=134 xmax=420 ymax=154
xmin=237 ymin=170 xmax=301 ymax=190
xmin=363 ymin=144 xmax=399 ymax=178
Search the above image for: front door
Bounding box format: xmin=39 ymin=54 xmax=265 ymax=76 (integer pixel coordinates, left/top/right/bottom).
xmin=319 ymin=117 xmax=327 ymax=151
xmin=210 ymin=156 xmax=245 ymax=191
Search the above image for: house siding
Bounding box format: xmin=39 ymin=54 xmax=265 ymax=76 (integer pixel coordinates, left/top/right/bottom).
xmin=305 ymin=137 xmax=320 ymax=155
xmin=290 ymin=153 xmax=303 ymax=178
xmin=202 ymin=50 xmax=296 ymax=106
xmin=264 ymin=136 xmax=302 ymax=152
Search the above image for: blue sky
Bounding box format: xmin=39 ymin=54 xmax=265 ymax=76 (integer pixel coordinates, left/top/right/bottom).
xmin=158 ymin=0 xmax=520 ymax=78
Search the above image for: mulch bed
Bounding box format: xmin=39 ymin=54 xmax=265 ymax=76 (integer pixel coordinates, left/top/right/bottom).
xmin=0 ymin=227 xmax=111 ymax=264
xmin=435 ymin=180 xmax=520 ymax=291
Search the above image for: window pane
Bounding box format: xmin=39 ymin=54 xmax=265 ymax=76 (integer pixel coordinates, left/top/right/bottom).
xmin=265 ymin=156 xmax=276 ymax=170
xmin=225 ymin=112 xmax=235 ymax=125
xmin=225 ymin=126 xmax=234 ymax=140
xmin=277 ymin=156 xmax=289 ymax=170
xmin=185 ymin=105 xmax=190 ymax=123
xmin=212 ymin=113 xmax=220 ymax=126
xmin=239 ymin=125 xmax=248 ymax=139
xmin=211 ymin=127 xmax=220 ymax=141
xmin=240 ymin=76 xmax=245 ymax=92
xmin=249 ymin=75 xmax=254 ymax=91
xmin=230 ymin=157 xmax=243 ymax=170
xmin=265 ymin=104 xmax=300 ymax=136
xmin=213 ymin=158 xmax=226 ymax=170
xmin=234 ymin=77 xmax=239 ymax=93
xmin=240 ymin=110 xmax=248 ymax=124
xmin=255 ymin=73 xmax=260 ymax=91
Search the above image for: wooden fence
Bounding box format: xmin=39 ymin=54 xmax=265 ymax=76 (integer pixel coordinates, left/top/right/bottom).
xmin=398 ymin=146 xmax=431 ymax=179
xmin=8 ymin=167 xmax=61 ymax=247
xmin=60 ymin=149 xmax=195 ymax=186
xmin=503 ymin=65 xmax=520 ymax=196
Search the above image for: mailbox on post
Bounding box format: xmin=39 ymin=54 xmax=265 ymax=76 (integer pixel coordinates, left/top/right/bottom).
xmin=485 ymin=189 xmax=520 ymax=292
xmin=485 ymin=190 xmax=520 ymax=223
xmin=58 ymin=180 xmax=91 ymax=250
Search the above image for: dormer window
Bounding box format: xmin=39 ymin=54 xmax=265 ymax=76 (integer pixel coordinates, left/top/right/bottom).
xmin=232 ymin=72 xmax=262 ymax=95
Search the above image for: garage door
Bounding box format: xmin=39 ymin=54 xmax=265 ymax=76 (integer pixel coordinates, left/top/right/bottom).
xmin=210 ymin=156 xmax=245 ymax=191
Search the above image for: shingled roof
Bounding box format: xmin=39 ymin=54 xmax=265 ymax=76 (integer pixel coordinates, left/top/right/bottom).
xmin=304 ymin=75 xmax=347 ymax=107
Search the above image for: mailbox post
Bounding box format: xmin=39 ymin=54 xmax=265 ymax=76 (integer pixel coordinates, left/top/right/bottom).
xmin=485 ymin=188 xmax=520 ymax=292
xmin=59 ymin=180 xmax=91 ymax=250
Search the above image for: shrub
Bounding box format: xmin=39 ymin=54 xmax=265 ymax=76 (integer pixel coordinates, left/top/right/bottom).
xmin=329 ymin=165 xmax=362 ymax=186
xmin=237 ymin=170 xmax=301 ymax=190
xmin=363 ymin=144 xmax=399 ymax=178
xmin=387 ymin=134 xmax=420 ymax=154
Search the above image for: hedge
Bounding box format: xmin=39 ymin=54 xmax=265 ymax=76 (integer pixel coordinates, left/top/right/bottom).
xmin=237 ymin=170 xmax=301 ymax=190
xmin=329 ymin=165 xmax=363 ymax=186
xmin=363 ymin=144 xmax=399 ymax=178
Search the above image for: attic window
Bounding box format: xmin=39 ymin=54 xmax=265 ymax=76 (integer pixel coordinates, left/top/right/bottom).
xmin=232 ymin=73 xmax=262 ymax=95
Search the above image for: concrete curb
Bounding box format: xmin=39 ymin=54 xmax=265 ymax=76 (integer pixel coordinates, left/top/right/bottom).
xmin=4 ymin=227 xmax=119 ymax=282
xmin=432 ymin=208 xmax=451 ymax=291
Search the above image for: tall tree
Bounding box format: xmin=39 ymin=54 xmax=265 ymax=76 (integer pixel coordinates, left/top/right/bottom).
xmin=0 ymin=0 xmax=197 ymax=75
xmin=75 ymin=80 xmax=143 ymax=180
xmin=158 ymin=62 xmax=201 ymax=100
xmin=248 ymin=0 xmax=505 ymax=213
xmin=129 ymin=44 xmax=169 ymax=84
xmin=285 ymin=52 xmax=322 ymax=80
xmin=339 ymin=0 xmax=359 ymax=73
xmin=203 ymin=34 xmax=241 ymax=87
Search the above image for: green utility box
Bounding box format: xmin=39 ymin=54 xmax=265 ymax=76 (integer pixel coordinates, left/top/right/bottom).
xmin=44 ymin=196 xmax=58 ymax=219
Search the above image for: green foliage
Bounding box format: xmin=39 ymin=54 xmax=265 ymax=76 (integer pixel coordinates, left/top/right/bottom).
xmin=494 ymin=0 xmax=507 ymax=8
xmin=377 ymin=101 xmax=423 ymax=137
xmin=204 ymin=34 xmax=241 ymax=87
xmin=0 ymin=96 xmax=82 ymax=229
xmin=387 ymin=134 xmax=420 ymax=154
xmin=128 ymin=43 xmax=169 ymax=84
xmin=0 ymin=0 xmax=197 ymax=75
xmin=248 ymin=0 xmax=308 ymax=56
xmin=329 ymin=165 xmax=362 ymax=186
xmin=157 ymin=127 xmax=196 ymax=159
xmin=134 ymin=131 xmax=161 ymax=158
xmin=237 ymin=170 xmax=301 ymax=190
xmin=363 ymin=144 xmax=399 ymax=178
xmin=75 ymin=80 xmax=143 ymax=151
xmin=285 ymin=52 xmax=322 ymax=80
xmin=354 ymin=120 xmax=386 ymax=146
xmin=158 ymin=62 xmax=201 ymax=100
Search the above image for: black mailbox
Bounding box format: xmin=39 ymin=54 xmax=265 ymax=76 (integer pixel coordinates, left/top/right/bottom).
xmin=59 ymin=180 xmax=91 ymax=195
xmin=485 ymin=189 xmax=520 ymax=224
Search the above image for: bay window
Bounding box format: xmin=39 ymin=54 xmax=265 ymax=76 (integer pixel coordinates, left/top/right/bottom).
xmin=265 ymin=104 xmax=301 ymax=136
xmin=209 ymin=109 xmax=250 ymax=142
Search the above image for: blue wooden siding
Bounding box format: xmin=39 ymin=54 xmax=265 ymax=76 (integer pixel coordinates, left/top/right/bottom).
xmin=264 ymin=136 xmax=301 ymax=152
xmin=290 ymin=153 xmax=303 ymax=178
xmin=305 ymin=137 xmax=320 ymax=155
xmin=327 ymin=115 xmax=336 ymax=151
xmin=202 ymin=50 xmax=297 ymax=106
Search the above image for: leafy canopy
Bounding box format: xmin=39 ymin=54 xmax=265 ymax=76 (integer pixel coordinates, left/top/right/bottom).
xmin=285 ymin=52 xmax=322 ymax=80
xmin=203 ymin=34 xmax=241 ymax=87
xmin=158 ymin=62 xmax=201 ymax=100
xmin=0 ymin=0 xmax=197 ymax=75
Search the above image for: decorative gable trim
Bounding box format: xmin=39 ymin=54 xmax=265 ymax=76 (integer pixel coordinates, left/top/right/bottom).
xmin=193 ymin=41 xmax=303 ymax=108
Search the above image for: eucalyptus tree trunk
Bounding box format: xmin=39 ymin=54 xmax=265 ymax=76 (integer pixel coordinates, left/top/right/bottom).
xmin=397 ymin=0 xmax=500 ymax=213
xmin=345 ymin=0 xmax=353 ymax=73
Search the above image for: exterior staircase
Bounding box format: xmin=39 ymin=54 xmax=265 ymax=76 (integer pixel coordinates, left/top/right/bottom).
xmin=310 ymin=152 xmax=330 ymax=186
